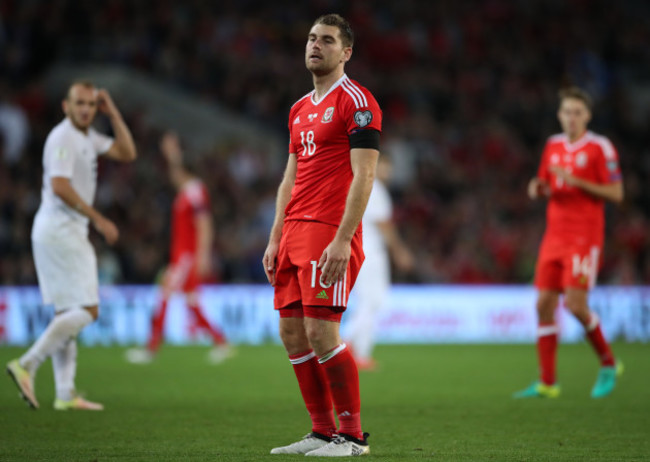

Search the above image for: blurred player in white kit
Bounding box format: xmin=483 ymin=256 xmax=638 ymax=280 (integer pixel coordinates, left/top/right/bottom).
xmin=347 ymin=155 xmax=413 ymax=370
xmin=6 ymin=80 xmax=136 ymax=410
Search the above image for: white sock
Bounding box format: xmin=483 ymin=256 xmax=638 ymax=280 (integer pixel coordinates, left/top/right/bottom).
xmin=52 ymin=337 xmax=77 ymax=401
xmin=20 ymin=309 xmax=93 ymax=375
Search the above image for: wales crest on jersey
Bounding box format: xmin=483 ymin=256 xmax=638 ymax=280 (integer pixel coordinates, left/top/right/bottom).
xmin=322 ymin=106 xmax=335 ymax=123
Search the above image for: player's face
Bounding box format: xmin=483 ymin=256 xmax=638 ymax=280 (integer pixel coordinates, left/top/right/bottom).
xmin=557 ymin=98 xmax=591 ymax=140
xmin=305 ymin=24 xmax=352 ymax=76
xmin=63 ymin=84 xmax=98 ymax=131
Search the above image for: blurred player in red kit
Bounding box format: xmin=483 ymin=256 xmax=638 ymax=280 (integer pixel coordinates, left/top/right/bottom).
xmin=514 ymin=87 xmax=624 ymax=399
xmin=126 ymin=132 xmax=230 ymax=364
xmin=263 ymin=14 xmax=381 ymax=457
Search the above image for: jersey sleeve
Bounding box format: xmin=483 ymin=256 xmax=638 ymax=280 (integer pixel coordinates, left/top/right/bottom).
xmin=342 ymin=84 xmax=382 ymax=137
xmin=594 ymin=136 xmax=622 ymax=184
xmin=89 ymin=128 xmax=114 ymax=156
xmin=537 ymin=140 xmax=552 ymax=183
xmin=45 ymin=132 xmax=75 ymax=178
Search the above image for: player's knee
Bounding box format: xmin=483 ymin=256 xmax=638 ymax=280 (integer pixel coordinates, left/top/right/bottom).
xmin=564 ymin=294 xmax=589 ymax=322
xmin=536 ymin=294 xmax=557 ymax=319
xmin=279 ymin=323 xmax=308 ymax=352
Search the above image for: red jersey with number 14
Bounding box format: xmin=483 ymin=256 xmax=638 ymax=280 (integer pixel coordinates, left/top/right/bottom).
xmin=537 ymin=130 xmax=621 ymax=244
xmin=171 ymin=179 xmax=210 ymax=262
xmin=286 ymin=74 xmax=382 ymax=231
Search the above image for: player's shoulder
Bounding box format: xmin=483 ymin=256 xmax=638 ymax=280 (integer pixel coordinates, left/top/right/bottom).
xmin=586 ymin=131 xmax=617 ymax=158
xmin=290 ymin=92 xmax=314 ymax=112
xmin=338 ymin=75 xmax=378 ymax=109
xmin=183 ymin=179 xmax=208 ymax=201
xmin=44 ymin=119 xmax=79 ymax=155
xmin=545 ymin=132 xmax=566 ymax=146
xmin=46 ymin=118 xmax=75 ymax=143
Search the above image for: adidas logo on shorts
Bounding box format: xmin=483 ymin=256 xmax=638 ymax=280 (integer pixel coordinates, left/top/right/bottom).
xmin=315 ymin=290 xmax=328 ymax=300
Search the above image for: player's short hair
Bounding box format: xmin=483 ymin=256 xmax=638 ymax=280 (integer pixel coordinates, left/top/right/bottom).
xmin=558 ymin=86 xmax=593 ymax=111
xmin=313 ymin=14 xmax=354 ymax=48
xmin=66 ymin=79 xmax=95 ymax=100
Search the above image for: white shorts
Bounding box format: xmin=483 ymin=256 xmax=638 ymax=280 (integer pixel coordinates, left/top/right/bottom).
xmin=31 ymin=211 xmax=99 ymax=311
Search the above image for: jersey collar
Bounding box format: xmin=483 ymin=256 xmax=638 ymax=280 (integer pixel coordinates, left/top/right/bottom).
xmin=563 ymin=130 xmax=593 ymax=152
xmin=310 ymin=74 xmax=347 ymax=106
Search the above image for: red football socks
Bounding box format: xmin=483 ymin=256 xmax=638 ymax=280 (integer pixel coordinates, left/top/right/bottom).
xmin=318 ymin=344 xmax=363 ymax=440
xmin=188 ymin=304 xmax=227 ymax=345
xmin=585 ymin=313 xmax=615 ymax=366
xmin=147 ymin=299 xmax=168 ymax=352
xmin=289 ymin=350 xmax=337 ymax=438
xmin=537 ymin=323 xmax=558 ymax=385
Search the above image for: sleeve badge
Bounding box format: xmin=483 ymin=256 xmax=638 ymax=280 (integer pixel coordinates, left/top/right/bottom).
xmin=353 ymin=110 xmax=373 ymax=128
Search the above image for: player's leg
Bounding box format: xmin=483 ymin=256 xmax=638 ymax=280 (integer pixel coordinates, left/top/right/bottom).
xmin=50 ymin=308 xmax=103 ymax=411
xmin=149 ymin=266 xmax=177 ymax=354
xmin=564 ymin=287 xmax=621 ymax=398
xmin=514 ymin=244 xmax=562 ymax=399
xmin=184 ymin=290 xmax=231 ymax=363
xmin=537 ymin=290 xmax=560 ymax=386
xmin=125 ymin=273 xmax=171 ymax=364
xmin=303 ymin=313 xmax=369 ymax=456
xmin=12 ymin=305 xmax=95 ymax=409
xmin=270 ymin=304 xmax=336 ymax=454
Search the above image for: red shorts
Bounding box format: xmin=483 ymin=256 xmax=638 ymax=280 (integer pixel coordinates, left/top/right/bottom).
xmin=274 ymin=220 xmax=364 ymax=321
xmin=165 ymin=254 xmax=200 ymax=293
xmin=534 ymin=236 xmax=602 ymax=291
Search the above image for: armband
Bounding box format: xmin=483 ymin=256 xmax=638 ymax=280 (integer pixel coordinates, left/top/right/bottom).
xmin=349 ymin=129 xmax=380 ymax=150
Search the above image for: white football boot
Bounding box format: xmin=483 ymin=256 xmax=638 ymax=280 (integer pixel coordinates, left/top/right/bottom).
xmin=270 ymin=432 xmax=331 ymax=454
xmin=6 ymin=359 xmax=39 ymax=409
xmin=305 ymin=433 xmax=370 ymax=457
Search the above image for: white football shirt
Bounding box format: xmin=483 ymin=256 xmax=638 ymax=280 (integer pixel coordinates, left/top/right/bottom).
xmin=362 ymin=179 xmax=392 ymax=257
xmin=37 ymin=118 xmax=113 ymax=228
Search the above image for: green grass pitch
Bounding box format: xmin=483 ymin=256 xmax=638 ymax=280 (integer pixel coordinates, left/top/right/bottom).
xmin=0 ymin=343 xmax=648 ymax=461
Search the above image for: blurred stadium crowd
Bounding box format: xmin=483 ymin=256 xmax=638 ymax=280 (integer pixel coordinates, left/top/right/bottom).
xmin=1 ymin=0 xmax=650 ymax=286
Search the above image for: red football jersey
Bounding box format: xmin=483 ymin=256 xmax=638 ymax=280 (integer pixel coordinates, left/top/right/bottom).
xmin=286 ymin=74 xmax=382 ymax=230
xmin=171 ymin=179 xmax=210 ymax=262
xmin=537 ymin=130 xmax=622 ymax=242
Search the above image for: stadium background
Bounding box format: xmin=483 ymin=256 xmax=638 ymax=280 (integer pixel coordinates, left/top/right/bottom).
xmin=1 ymin=0 xmax=650 ymax=345
xmin=1 ymin=3 xmax=649 ymax=462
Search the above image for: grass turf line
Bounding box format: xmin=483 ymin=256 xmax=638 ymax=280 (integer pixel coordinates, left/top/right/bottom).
xmin=0 ymin=343 xmax=648 ymax=461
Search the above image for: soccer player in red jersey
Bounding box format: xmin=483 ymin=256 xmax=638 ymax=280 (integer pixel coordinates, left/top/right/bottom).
xmin=514 ymin=87 xmax=624 ymax=399
xmin=263 ymin=14 xmax=381 ymax=457
xmin=126 ymin=132 xmax=230 ymax=365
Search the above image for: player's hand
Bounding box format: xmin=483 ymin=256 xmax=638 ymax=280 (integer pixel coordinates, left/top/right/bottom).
xmin=549 ymin=166 xmax=578 ymax=186
xmin=394 ymin=246 xmax=415 ymax=272
xmin=96 ymin=89 xmax=119 ymax=118
xmin=93 ymin=215 xmax=119 ymax=245
xmin=318 ymin=237 xmax=351 ymax=287
xmin=528 ymin=177 xmax=550 ymax=199
xmin=160 ymin=132 xmax=183 ymax=165
xmin=263 ymin=241 xmax=279 ymax=286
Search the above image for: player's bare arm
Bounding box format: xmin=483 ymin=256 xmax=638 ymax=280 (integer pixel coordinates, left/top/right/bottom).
xmin=319 ymin=147 xmax=378 ymax=286
xmin=527 ymin=177 xmax=550 ymax=200
xmin=195 ymin=212 xmax=213 ymax=278
xmin=377 ymin=221 xmax=415 ymax=272
xmin=549 ymin=166 xmax=624 ymax=204
xmin=160 ymin=131 xmax=185 ymax=178
xmin=98 ymin=89 xmax=137 ymax=162
xmin=50 ymin=176 xmax=119 ymax=244
xmin=263 ymin=154 xmax=297 ymax=285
